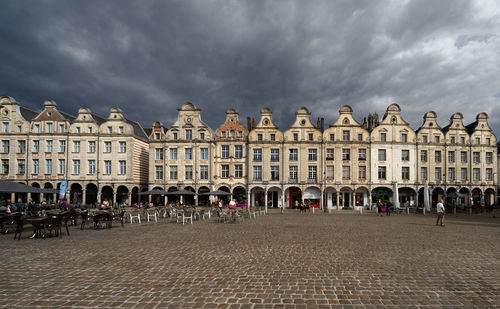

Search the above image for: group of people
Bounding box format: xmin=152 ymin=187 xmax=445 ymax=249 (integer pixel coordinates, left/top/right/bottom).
xmin=295 ymin=200 xmax=312 ymax=213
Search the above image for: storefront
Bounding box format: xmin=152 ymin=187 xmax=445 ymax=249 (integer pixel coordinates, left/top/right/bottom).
xmin=303 ymin=187 xmax=321 ymax=208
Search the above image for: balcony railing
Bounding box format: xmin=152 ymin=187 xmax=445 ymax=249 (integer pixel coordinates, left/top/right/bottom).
xmin=307 ymin=178 xmax=317 ymax=184
xmin=289 ymin=178 xmax=298 ymax=183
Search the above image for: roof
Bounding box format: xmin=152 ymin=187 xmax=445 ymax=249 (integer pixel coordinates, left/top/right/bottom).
xmin=465 ymin=121 xmax=478 ymax=135
xmin=441 ymin=124 xmax=451 ymax=134
xmin=144 ymin=128 xmax=152 ymax=136
xmin=19 ymin=106 xmax=38 ymax=121
xmin=125 ymin=118 xmax=149 ymax=141
xmin=90 ymin=113 xmax=107 ymax=125
xmin=59 ymin=111 xmax=76 ymax=122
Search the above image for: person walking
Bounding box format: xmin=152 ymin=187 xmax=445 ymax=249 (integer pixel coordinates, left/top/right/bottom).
xmin=377 ymin=200 xmax=383 ymax=216
xmin=386 ymin=202 xmax=391 ymax=216
xmin=436 ymin=198 xmax=445 ymax=226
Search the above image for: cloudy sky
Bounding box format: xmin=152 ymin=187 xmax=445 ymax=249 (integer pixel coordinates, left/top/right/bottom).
xmin=1 ymin=0 xmax=499 ymax=134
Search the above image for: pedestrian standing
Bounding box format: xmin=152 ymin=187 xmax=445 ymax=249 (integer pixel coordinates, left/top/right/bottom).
xmin=386 ymin=203 xmax=391 ymax=216
xmin=377 ymin=201 xmax=383 ymax=216
xmin=436 ymin=198 xmax=445 ymax=226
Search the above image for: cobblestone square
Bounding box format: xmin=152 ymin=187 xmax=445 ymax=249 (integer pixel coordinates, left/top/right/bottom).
xmin=1 ymin=211 xmax=499 ymax=308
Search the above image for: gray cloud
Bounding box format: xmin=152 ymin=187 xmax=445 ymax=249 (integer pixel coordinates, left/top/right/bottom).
xmin=0 ymin=0 xmax=499 ymax=135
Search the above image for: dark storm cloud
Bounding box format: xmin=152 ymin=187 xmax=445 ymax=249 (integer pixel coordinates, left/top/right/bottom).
xmin=1 ymin=0 xmax=499 ymax=134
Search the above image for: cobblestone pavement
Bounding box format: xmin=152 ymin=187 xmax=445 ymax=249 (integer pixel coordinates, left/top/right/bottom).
xmin=1 ymin=210 xmax=499 ymax=308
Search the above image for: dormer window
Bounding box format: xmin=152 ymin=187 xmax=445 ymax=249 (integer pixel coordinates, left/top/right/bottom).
xmin=475 ymin=137 xmax=480 ymax=145
xmin=2 ymin=122 xmax=8 ymax=133
xmin=435 ymin=136 xmax=440 ymax=143
xmin=34 ymin=124 xmax=40 ymax=133
xmin=257 ymin=134 xmax=263 ymax=141
xmin=308 ymin=133 xmax=313 ymax=141
xmin=173 ymin=132 xmax=178 ymax=140
xmin=460 ymin=136 xmax=465 ymax=144
xmin=107 ymin=126 xmax=112 ymax=134
xmin=221 ymin=131 xmax=226 ymax=138
xmin=358 ymin=134 xmax=363 ymax=141
xmin=342 ymin=130 xmax=350 ymax=141
xmin=270 ymin=134 xmax=276 ymax=141
xmin=293 ymin=133 xmax=298 ymax=141
xmin=450 ymin=136 xmax=455 ymax=144
xmin=401 ymin=133 xmax=407 ymax=143
xmin=200 ymin=133 xmax=205 ymax=140
xmin=486 ymin=138 xmax=490 ymax=145
xmin=119 ymin=126 xmax=124 ymax=134
xmin=155 ymin=133 xmax=160 ymax=139
xmin=58 ymin=124 xmax=64 ymax=133
xmin=76 ymin=127 xmax=80 ymax=133
xmin=46 ymin=122 xmax=53 ymax=133
xmin=17 ymin=125 xmax=22 ymax=133
xmin=422 ymin=135 xmax=428 ymax=143
xmin=329 ymin=134 xmax=334 ymax=141
xmin=238 ymin=131 xmax=242 ymax=137
xmin=380 ymin=132 xmax=387 ymax=142
xmin=230 ymin=130 xmax=235 ymax=137
xmin=186 ymin=129 xmax=192 ymax=140
xmin=88 ymin=127 xmax=92 ymax=134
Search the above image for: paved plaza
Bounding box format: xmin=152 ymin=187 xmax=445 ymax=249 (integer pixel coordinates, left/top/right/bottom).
xmin=1 ymin=210 xmax=499 ymax=308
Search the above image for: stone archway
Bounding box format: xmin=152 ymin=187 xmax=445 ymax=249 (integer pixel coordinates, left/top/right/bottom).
xmin=232 ymin=186 xmax=247 ymax=205
xmin=31 ymin=182 xmax=41 ymax=203
xmin=86 ymin=183 xmax=98 ymax=205
xmin=116 ymin=186 xmax=129 ymax=205
xmin=70 ymin=183 xmax=83 ymax=205
xmin=485 ymin=188 xmax=495 ymax=207
xmin=131 ymin=187 xmax=139 ymax=205
xmin=101 ymin=186 xmax=113 ymax=205
xmin=284 ymin=186 xmax=301 ymax=208
xmin=198 ymin=186 xmax=210 ymax=206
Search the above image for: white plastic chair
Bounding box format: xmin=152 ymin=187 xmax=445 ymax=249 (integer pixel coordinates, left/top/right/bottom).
xmin=129 ymin=210 xmax=141 ymax=224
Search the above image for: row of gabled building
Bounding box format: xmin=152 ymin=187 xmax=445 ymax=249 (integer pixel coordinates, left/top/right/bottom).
xmin=0 ymin=95 xmax=497 ymax=209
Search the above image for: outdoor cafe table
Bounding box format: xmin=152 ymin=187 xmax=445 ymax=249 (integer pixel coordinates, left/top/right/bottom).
xmin=25 ymin=217 xmax=45 ymax=238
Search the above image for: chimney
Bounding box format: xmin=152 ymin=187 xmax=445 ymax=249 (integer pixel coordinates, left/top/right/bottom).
xmin=252 ymin=118 xmax=256 ymax=129
xmin=247 ymin=117 xmax=251 ymax=132
xmin=320 ymin=117 xmax=324 ymax=132
xmin=317 ymin=117 xmax=320 ymax=129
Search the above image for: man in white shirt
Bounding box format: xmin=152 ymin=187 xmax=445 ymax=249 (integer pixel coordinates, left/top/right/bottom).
xmin=436 ymin=198 xmax=445 ymax=226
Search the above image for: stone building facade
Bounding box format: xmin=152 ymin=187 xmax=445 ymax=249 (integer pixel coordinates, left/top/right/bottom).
xmin=1 ymin=94 xmax=497 ymax=209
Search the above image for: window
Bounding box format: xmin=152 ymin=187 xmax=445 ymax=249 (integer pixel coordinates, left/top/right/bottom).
xmin=380 ymin=132 xmax=386 ymax=142
xmin=486 ymin=138 xmax=491 ymax=145
xmin=421 ymin=150 xmax=427 ymax=162
xmin=358 ymin=149 xmax=366 ymax=160
xmin=257 ymin=133 xmax=263 ymax=141
xmin=170 ymin=166 xmax=178 ymax=180
xmin=475 ymin=137 xmax=480 ymax=145
xmin=1 ymin=160 xmax=8 ymax=174
xmin=460 ymin=151 xmax=467 ymax=163
xmin=326 ymin=148 xmax=334 ymax=160
xmin=270 ymin=149 xmax=279 ymax=162
xmin=450 ymin=136 xmax=455 ymax=144
xmin=473 ymin=152 xmax=480 ymax=163
xmin=253 ymin=149 xmax=262 ymax=162
xmin=486 ymin=168 xmax=492 ymax=181
xmin=186 ymin=129 xmax=192 ymax=140
xmin=185 ymin=165 xmax=193 ymax=179
xmin=308 ymin=166 xmax=317 ymax=181
xmin=434 ymin=136 xmax=440 ymax=143
xmin=155 ymin=166 xmax=163 ymax=180
xmin=173 ymin=132 xmax=178 ymax=140
xmin=293 ymin=133 xmax=298 ymax=141
xmin=435 ymin=167 xmax=442 ymax=181
xmin=88 ymin=127 xmax=92 ymax=134
xmin=289 ymin=166 xmax=298 ymax=180
xmin=45 ymin=140 xmax=52 ymax=153
xmin=460 ymin=136 xmax=465 ymax=144
xmin=104 ymin=141 xmax=111 ymax=153
xmin=235 ymin=145 xmax=243 ymax=158
xmin=73 ymin=141 xmax=80 ymax=153
xmin=17 ymin=159 xmax=25 ymax=174
xmin=2 ymin=122 xmax=9 ymax=133
xmin=119 ymin=142 xmax=126 ymax=153
xmin=171 ymin=148 xmax=179 ymax=161
xmin=221 ymin=145 xmax=230 ymax=159
xmin=473 ymin=168 xmax=480 ymax=181
xmin=378 ymin=166 xmax=386 ymax=179
xmin=289 ymin=149 xmax=298 ymax=161
xmin=271 ymin=166 xmax=279 ymax=180
xmin=342 ymin=130 xmax=350 ymax=141
xmin=59 ymin=140 xmax=66 ymax=153
xmin=107 ymin=126 xmax=112 ymax=134
xmin=118 ymin=161 xmax=126 ymax=175
xmin=402 ymin=167 xmax=410 ymax=180
xmin=200 ymin=165 xmax=208 ymax=180
xmin=327 ymin=166 xmax=334 ymax=179
xmin=88 ymin=160 xmax=96 ymax=175
xmin=421 ymin=167 xmax=427 ymax=180
xmin=221 ymin=131 xmax=226 ymax=138
xmin=155 ymin=148 xmax=163 ymax=160
xmin=308 ymin=149 xmax=317 ymax=161
xmin=448 ymin=168 xmax=455 ymax=181
xmin=185 ymin=148 xmax=192 ymax=160
xmin=45 ymin=159 xmax=52 ymax=174
xmin=104 ymin=160 xmax=111 ymax=175
xmin=59 ymin=124 xmax=64 ymax=133
xmin=238 ymin=131 xmax=243 ymax=137
xmin=200 ymin=148 xmax=208 ymax=160
xmin=17 ymin=125 xmax=21 ymax=133
xmin=358 ymin=134 xmax=363 ymax=141
xmin=46 ymin=122 xmax=53 ymax=133
xmin=435 ymin=151 xmax=442 ymax=163
xmin=88 ymin=141 xmax=96 ymax=153
xmin=401 ymin=133 xmax=407 ymax=142
xmin=34 ymin=124 xmax=40 ymax=133
xmin=32 ymin=159 xmax=39 ymax=174
xmin=58 ymin=159 xmax=65 ymax=174
xmin=1 ymin=140 xmax=9 ymax=153
xmin=422 ymin=135 xmax=428 ymax=143
xmin=200 ymin=132 xmax=205 ymax=140
xmin=448 ymin=151 xmax=455 ymax=163
xmin=253 ymin=166 xmax=262 ymax=181
xmin=221 ymin=165 xmax=229 ymax=178
xmin=72 ymin=160 xmax=80 ymax=175
xmin=461 ymin=168 xmax=467 ymax=180
xmin=271 ymin=134 xmax=276 ymax=141
xmin=486 ymin=152 xmax=493 ymax=164
xmin=235 ymin=165 xmax=243 ymax=178
xmin=342 ymin=166 xmax=350 ymax=179
xmin=329 ymin=134 xmax=334 ymax=141
xmin=342 ymin=149 xmax=350 ymax=160
xmin=308 ymin=133 xmax=313 ymax=141
xmin=359 ymin=166 xmax=366 ymax=179
xmin=76 ymin=127 xmax=81 ymax=133
xmin=401 ymin=150 xmax=409 ymax=161
xmin=378 ymin=149 xmax=386 ymax=161
xmin=33 ymin=140 xmax=40 ymax=153
xmin=119 ymin=126 xmax=124 ymax=134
